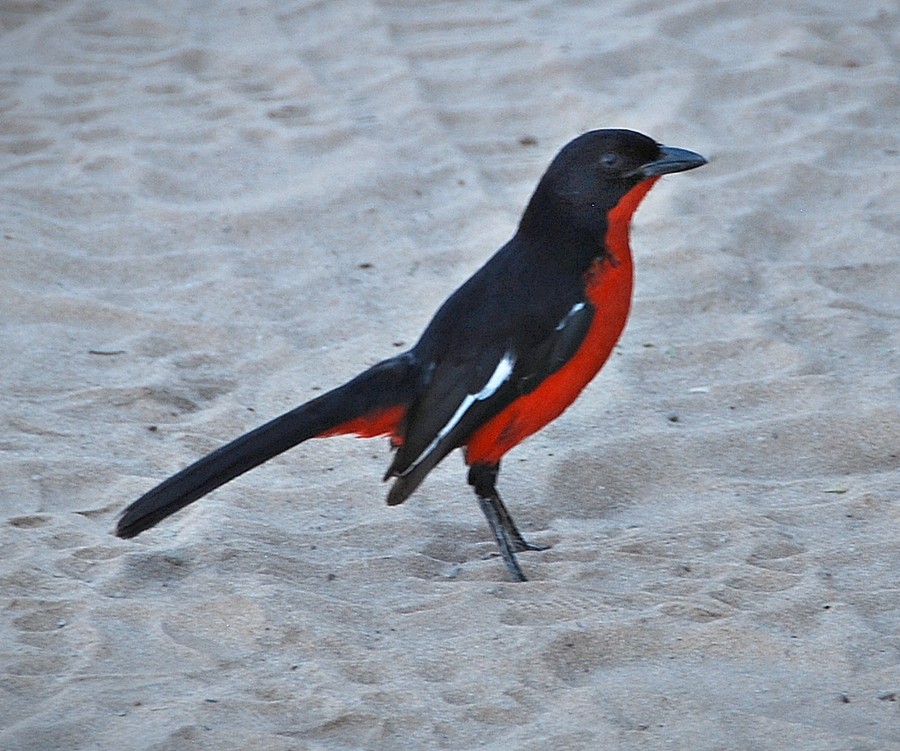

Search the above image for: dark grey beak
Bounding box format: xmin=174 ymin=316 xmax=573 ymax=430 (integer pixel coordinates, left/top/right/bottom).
xmin=636 ymin=145 xmax=707 ymax=178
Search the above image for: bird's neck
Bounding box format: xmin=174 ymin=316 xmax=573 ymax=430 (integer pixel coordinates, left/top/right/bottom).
xmin=516 ymin=176 xmax=660 ymax=276
xmin=603 ymin=177 xmax=660 ymax=266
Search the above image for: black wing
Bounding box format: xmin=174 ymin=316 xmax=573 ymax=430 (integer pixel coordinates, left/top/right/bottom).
xmin=384 ymin=253 xmax=595 ymax=505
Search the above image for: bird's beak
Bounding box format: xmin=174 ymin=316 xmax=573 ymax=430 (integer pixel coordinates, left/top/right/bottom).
xmin=635 ymin=145 xmax=707 ymax=178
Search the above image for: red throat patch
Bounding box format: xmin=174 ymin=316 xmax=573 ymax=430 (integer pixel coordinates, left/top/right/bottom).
xmin=604 ymin=176 xmax=659 ymax=260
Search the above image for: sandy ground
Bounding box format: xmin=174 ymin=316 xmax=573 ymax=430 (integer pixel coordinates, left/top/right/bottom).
xmin=2 ymin=1 xmax=899 ymax=749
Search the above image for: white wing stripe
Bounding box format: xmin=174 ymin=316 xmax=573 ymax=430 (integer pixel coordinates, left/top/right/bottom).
xmin=556 ymin=301 xmax=585 ymax=331
xmin=475 ymin=352 xmax=516 ymax=399
xmin=400 ymin=352 xmax=515 ymax=475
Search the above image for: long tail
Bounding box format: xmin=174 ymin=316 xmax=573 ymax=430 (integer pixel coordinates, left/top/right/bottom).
xmin=115 ymin=353 xmax=417 ymax=539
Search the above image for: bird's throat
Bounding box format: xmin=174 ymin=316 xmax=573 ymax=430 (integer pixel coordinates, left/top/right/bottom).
xmin=603 ymin=176 xmax=660 ymax=265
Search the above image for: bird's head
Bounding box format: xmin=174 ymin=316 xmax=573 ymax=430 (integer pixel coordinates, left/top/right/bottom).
xmin=520 ymin=129 xmax=706 ymax=240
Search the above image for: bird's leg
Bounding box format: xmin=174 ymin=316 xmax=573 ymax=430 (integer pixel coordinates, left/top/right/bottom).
xmin=476 ymin=494 xmax=527 ymax=582
xmin=467 ymin=463 xmax=548 ymax=581
xmin=489 ymin=490 xmax=550 ymax=553
xmin=468 ymin=462 xmax=549 ymax=552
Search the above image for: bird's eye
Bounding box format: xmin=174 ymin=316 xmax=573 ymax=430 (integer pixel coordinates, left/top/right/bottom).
xmin=599 ymin=152 xmax=622 ymax=170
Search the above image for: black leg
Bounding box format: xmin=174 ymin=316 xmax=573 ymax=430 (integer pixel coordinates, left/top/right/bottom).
xmin=467 ymin=462 xmax=548 ymax=581
xmin=476 ymin=495 xmax=527 ymax=582
xmin=488 ymin=491 xmax=549 ymax=553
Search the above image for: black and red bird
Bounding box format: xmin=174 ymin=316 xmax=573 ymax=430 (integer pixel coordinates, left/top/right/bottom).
xmin=116 ymin=129 xmax=706 ymax=581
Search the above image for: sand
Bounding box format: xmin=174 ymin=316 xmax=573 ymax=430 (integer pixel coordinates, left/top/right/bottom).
xmin=2 ymin=1 xmax=898 ymax=749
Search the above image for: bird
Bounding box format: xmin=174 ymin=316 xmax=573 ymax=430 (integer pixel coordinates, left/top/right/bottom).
xmin=116 ymin=128 xmax=706 ymax=581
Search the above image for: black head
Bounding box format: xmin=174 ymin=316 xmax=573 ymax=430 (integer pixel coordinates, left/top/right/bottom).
xmin=520 ymin=129 xmax=706 ymax=236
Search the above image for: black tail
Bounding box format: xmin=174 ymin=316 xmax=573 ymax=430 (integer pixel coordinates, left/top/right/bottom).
xmin=115 ymin=354 xmax=418 ymax=539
